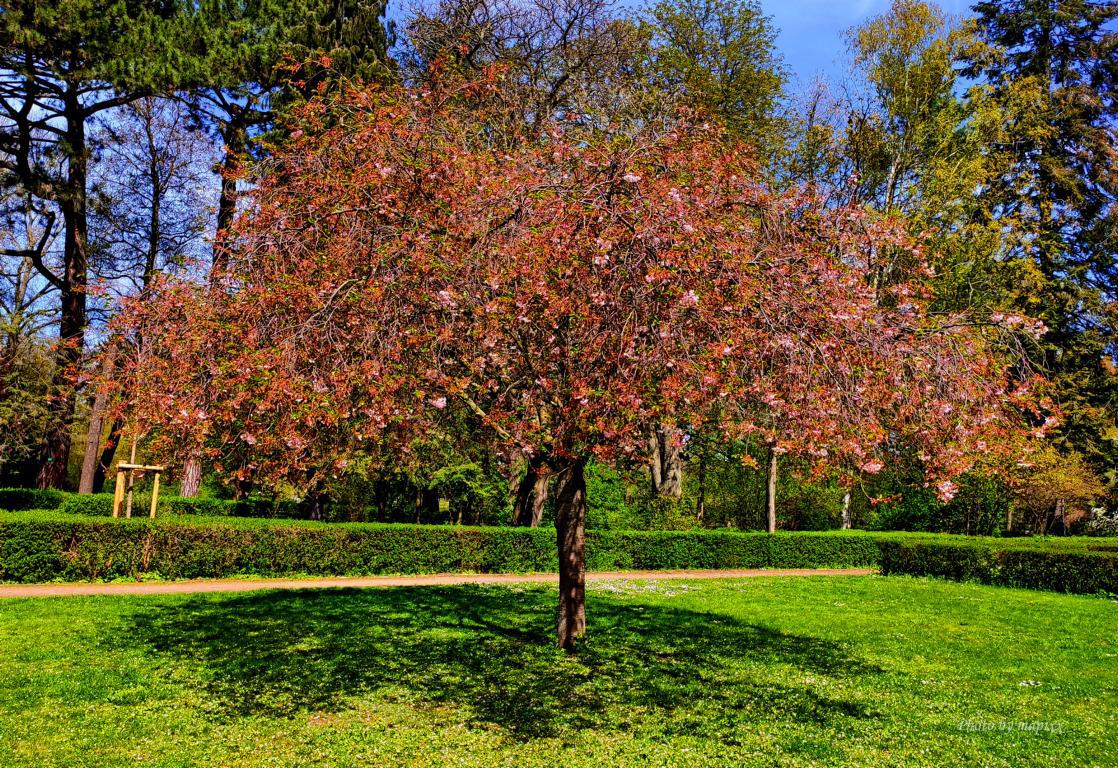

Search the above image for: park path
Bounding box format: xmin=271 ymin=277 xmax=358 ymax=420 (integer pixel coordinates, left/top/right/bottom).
xmin=0 ymin=568 xmax=875 ymax=599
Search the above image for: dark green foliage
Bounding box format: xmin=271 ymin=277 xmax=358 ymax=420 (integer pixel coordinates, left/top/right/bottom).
xmin=778 ymin=483 xmax=844 ymax=531
xmin=879 ymin=539 xmax=1118 ymax=595
xmin=870 ymin=474 xmax=1010 ymax=535
xmin=4 ymin=512 xmax=1113 ymax=595
xmin=0 ymin=488 xmax=67 ymax=511
xmin=584 ymin=462 xmax=635 ymax=530
xmin=58 ymin=493 xmax=116 ymax=516
xmin=165 ymin=496 xmax=300 ymax=519
xmin=161 ymin=496 xmax=233 ymax=516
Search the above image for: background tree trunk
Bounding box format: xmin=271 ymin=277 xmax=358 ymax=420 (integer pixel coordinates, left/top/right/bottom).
xmin=766 ymin=447 xmax=777 ymax=533
xmin=649 ymin=424 xmax=683 ymax=498
xmin=78 ymin=347 xmax=119 ymax=493
xmin=512 ymin=457 xmax=549 ymax=526
xmin=179 ymin=456 xmax=202 ymax=497
xmin=696 ymin=450 xmax=706 ymax=522
xmin=555 ymin=458 xmax=588 ymax=651
xmin=92 ymin=417 xmax=124 ymax=492
xmin=77 ymin=388 xmax=109 ymax=494
xmin=210 ymin=119 xmax=247 ymax=279
xmin=841 ymin=490 xmax=852 ymax=530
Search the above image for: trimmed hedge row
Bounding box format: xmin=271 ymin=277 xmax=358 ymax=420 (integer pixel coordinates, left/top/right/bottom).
xmin=878 ymin=539 xmax=1118 ymax=595
xmin=0 ymin=488 xmax=68 ymax=511
xmin=0 ymin=514 xmax=883 ymax=583
xmin=0 ymin=512 xmax=1114 ymax=595
xmin=52 ymin=493 xmax=301 ymax=519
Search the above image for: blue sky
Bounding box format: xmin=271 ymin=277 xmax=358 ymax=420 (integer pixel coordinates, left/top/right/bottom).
xmin=767 ymin=0 xmax=973 ymax=83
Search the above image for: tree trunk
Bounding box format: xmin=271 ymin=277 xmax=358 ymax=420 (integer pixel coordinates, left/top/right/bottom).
xmin=77 ymin=353 xmax=114 ymax=494
xmin=555 ymin=459 xmax=588 ymax=651
xmin=841 ymin=491 xmax=852 ymax=530
xmin=32 ymin=91 xmax=89 ymax=489
xmin=92 ymin=416 xmax=124 ymax=493
xmin=37 ymin=168 xmax=88 ymax=488
xmin=512 ymin=457 xmax=549 ymax=527
xmin=649 ymin=424 xmax=683 ymax=499
xmin=415 ymin=487 xmax=439 ymax=523
xmin=179 ymin=456 xmax=202 ymax=497
xmin=696 ymin=450 xmax=707 ymax=523
xmin=766 ymin=447 xmax=777 ymax=534
xmin=210 ymin=120 xmax=246 ymax=280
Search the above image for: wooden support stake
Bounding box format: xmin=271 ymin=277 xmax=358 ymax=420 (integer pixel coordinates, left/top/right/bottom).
xmin=125 ymin=438 xmax=138 ymax=519
xmin=113 ymin=471 xmax=125 ymax=518
xmin=149 ymin=472 xmax=161 ymax=519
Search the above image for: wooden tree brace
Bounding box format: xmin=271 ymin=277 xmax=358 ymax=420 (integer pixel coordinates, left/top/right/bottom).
xmin=112 ymin=464 xmax=166 ymax=519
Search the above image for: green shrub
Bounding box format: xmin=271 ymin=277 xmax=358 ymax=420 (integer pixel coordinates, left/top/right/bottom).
xmin=161 ymin=496 xmax=301 ymax=518
xmin=584 ymin=462 xmax=633 ymax=530
xmin=870 ymin=474 xmax=1009 ymax=535
xmin=0 ymin=512 xmax=1115 ymax=596
xmin=878 ymin=539 xmax=1118 ymax=594
xmin=162 ymin=496 xmax=232 ymax=516
xmin=0 ymin=488 xmax=66 ymax=511
xmin=0 ymin=515 xmax=888 ymax=582
xmin=58 ymin=494 xmax=116 ymax=516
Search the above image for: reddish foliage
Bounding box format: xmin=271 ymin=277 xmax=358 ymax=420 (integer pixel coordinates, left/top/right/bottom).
xmin=114 ymin=75 xmax=1046 ymax=500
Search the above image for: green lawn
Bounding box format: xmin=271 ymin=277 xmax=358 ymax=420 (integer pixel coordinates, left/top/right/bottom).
xmin=0 ymin=577 xmax=1114 ymax=767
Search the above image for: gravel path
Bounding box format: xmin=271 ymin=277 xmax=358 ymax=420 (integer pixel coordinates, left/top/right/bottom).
xmin=0 ymin=568 xmax=875 ymax=598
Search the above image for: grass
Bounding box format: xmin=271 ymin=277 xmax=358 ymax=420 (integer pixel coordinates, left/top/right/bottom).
xmin=0 ymin=576 xmax=1115 ymax=767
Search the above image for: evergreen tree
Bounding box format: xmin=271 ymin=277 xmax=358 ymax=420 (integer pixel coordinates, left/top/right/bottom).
xmin=966 ymin=0 xmax=1118 ymax=480
xmin=0 ymin=0 xmax=193 ymax=487
xmin=187 ymin=0 xmax=394 ymax=276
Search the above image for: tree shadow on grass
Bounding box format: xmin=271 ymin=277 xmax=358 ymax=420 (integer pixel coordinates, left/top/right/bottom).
xmin=127 ymin=585 xmax=885 ymax=740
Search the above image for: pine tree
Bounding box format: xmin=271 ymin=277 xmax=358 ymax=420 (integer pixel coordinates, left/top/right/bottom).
xmin=966 ymin=0 xmax=1118 ymax=478
xmin=186 ymin=0 xmax=394 ymax=277
xmin=173 ymin=0 xmax=392 ymax=496
xmin=0 ymin=0 xmax=194 ymax=488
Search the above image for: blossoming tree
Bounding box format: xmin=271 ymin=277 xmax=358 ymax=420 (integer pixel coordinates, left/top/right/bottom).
xmin=116 ymin=74 xmax=1044 ymax=649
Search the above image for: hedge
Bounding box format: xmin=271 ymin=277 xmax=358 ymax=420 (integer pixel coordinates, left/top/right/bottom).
xmin=0 ymin=514 xmax=884 ymax=583
xmin=0 ymin=488 xmax=67 ymax=511
xmin=0 ymin=512 xmax=1114 ymax=595
xmin=878 ymin=539 xmax=1118 ymax=595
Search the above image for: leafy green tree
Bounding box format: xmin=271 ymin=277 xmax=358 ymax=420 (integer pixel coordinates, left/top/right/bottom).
xmin=644 ymin=0 xmax=785 ymax=157
xmin=965 ymin=0 xmax=1118 ymax=481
